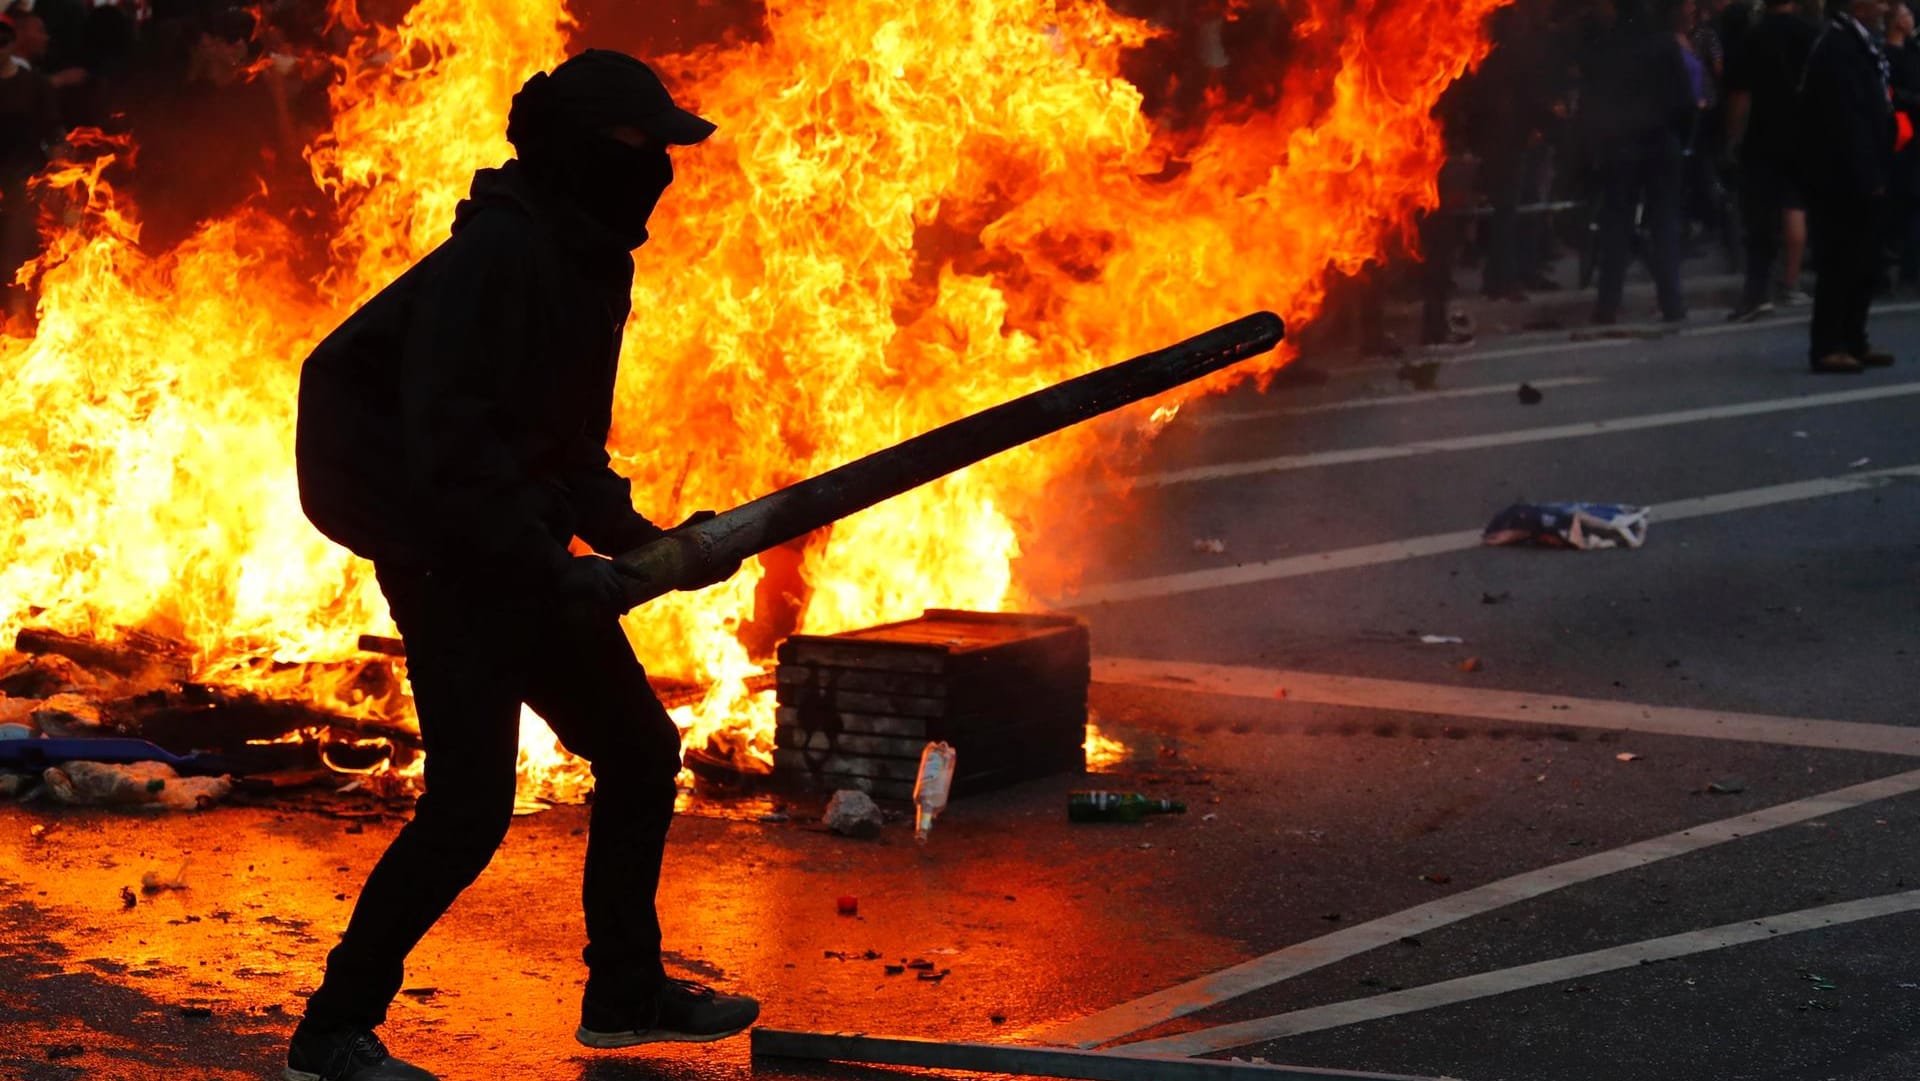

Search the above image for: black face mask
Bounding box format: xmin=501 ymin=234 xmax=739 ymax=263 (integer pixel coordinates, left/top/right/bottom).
xmin=526 ymin=133 xmax=674 ymax=250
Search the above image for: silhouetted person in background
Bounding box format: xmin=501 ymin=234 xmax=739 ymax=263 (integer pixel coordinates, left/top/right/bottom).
xmin=1583 ymin=0 xmax=1696 ymax=325
xmin=1800 ymin=0 xmax=1896 ymax=371
xmin=0 ymin=13 xmax=63 ymax=328
xmin=291 ymin=50 xmax=754 ymax=1081
xmin=1726 ymin=0 xmax=1820 ymax=319
xmin=1884 ymin=0 xmax=1920 ymax=288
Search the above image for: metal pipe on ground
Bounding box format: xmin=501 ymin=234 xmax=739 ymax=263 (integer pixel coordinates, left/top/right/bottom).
xmin=749 ymin=1029 xmax=1451 ymax=1081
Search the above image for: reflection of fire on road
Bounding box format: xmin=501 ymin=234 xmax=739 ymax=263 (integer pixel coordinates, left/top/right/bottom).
xmin=0 ymin=0 xmax=1502 ymax=803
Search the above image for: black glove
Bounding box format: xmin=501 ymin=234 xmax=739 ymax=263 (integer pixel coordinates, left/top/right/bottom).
xmin=672 ymin=510 xmax=742 ymax=591
xmin=557 ymin=555 xmax=644 ymax=618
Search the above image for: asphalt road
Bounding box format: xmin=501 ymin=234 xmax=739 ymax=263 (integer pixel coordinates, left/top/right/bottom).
xmin=4 ymin=300 xmax=1919 ymax=1081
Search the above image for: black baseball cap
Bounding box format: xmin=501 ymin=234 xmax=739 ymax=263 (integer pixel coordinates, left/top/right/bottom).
xmin=511 ymin=49 xmax=717 ymax=148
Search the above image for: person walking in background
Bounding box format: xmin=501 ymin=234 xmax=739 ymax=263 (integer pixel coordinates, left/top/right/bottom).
xmin=1800 ymin=0 xmax=1897 ymax=372
xmin=1583 ymin=0 xmax=1696 ymax=325
xmin=1883 ymin=0 xmax=1920 ymax=290
xmin=1725 ymin=0 xmax=1820 ymax=320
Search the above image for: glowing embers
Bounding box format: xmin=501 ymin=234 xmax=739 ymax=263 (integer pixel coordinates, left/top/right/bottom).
xmin=772 ymin=610 xmax=1088 ymax=800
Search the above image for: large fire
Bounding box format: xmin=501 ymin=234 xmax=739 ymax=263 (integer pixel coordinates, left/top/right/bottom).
xmin=0 ymin=0 xmax=1502 ymax=799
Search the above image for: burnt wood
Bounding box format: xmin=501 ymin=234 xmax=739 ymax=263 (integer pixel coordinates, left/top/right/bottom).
xmin=15 ymin=628 xmax=194 ymax=682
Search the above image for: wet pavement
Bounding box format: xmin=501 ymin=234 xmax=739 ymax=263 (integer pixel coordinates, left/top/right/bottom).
xmin=8 ymin=302 xmax=1920 ymax=1080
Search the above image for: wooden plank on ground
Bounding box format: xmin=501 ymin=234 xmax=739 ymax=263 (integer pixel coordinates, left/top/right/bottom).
xmin=749 ymin=1028 xmax=1444 ymax=1081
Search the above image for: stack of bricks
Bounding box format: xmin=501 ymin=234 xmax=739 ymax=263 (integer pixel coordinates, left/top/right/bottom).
xmin=772 ymin=610 xmax=1089 ymax=800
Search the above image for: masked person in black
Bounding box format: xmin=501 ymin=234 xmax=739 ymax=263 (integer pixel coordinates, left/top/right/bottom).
xmin=288 ymin=51 xmax=755 ymax=1081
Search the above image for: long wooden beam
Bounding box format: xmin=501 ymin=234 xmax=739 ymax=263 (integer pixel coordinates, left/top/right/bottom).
xmin=748 ymin=1028 xmax=1453 ymax=1081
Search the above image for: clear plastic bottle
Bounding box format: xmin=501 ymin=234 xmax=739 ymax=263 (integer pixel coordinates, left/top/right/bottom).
xmin=912 ymin=742 xmax=957 ymax=843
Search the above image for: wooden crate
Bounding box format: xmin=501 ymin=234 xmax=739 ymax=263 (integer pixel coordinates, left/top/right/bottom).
xmin=772 ymin=610 xmax=1089 ymax=800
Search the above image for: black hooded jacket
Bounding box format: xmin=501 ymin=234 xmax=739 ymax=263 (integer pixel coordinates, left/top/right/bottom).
xmin=295 ymin=160 xmax=665 ymax=587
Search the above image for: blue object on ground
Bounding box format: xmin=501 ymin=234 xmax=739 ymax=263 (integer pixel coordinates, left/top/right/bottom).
xmin=1483 ymin=502 xmax=1650 ymax=550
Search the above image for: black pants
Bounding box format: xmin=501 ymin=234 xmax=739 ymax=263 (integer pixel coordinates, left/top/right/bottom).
xmin=1418 ymin=208 xmax=1459 ymax=344
xmin=1808 ymin=195 xmax=1881 ymax=362
xmin=302 ymin=565 xmax=683 ymax=1029
xmin=1593 ymin=134 xmax=1686 ymax=323
xmin=1739 ymin=160 xmax=1799 ymax=308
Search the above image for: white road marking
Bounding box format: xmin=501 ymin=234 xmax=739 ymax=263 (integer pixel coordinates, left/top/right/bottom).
xmin=1188 ymin=377 xmax=1605 ymax=426
xmin=1119 ymin=889 xmax=1920 ymax=1056
xmin=1067 ymin=462 xmax=1920 ymax=604
xmin=1133 ymin=382 xmax=1920 ymax=489
xmin=1332 ymin=298 xmax=1920 ymax=378
xmin=1033 ymin=767 xmax=1920 ymax=1048
xmin=1090 ymin=659 xmax=1920 ymax=756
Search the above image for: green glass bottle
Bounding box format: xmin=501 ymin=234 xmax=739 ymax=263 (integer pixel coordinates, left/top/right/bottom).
xmin=1068 ymin=790 xmax=1187 ymax=823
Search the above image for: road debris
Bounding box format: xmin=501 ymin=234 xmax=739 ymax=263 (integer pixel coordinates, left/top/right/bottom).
xmin=1517 ymin=383 xmax=1544 ymax=405
xmin=822 ymin=790 xmax=885 ymax=840
xmin=1481 ymin=591 xmax=1511 ymax=605
xmin=1484 ymin=502 xmax=1649 ymax=550
xmin=1191 ymin=538 xmax=1227 ymax=554
xmin=1704 ymin=778 xmax=1747 ymax=795
xmin=1458 ymin=657 xmax=1484 ymax=673
xmin=1422 ymin=872 xmax=1452 ymax=885
xmin=1616 ymin=752 xmax=1640 ymax=763
xmin=1396 ymin=359 xmax=1441 ymax=390
xmin=836 ymin=895 xmax=859 ymax=916
xmin=912 ymin=742 xmax=957 ymax=843
xmin=1849 ymin=457 xmax=1872 ymax=469
xmin=141 ymin=859 xmax=191 ymax=894
xmin=41 ymin=760 xmax=231 ymax=811
xmin=119 ymin=886 xmax=137 ymax=909
xmin=1420 ymin=635 xmax=1465 ymax=645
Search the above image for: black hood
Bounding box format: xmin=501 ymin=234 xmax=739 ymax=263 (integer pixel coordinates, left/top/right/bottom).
xmin=453 ymin=159 xmax=637 ymax=259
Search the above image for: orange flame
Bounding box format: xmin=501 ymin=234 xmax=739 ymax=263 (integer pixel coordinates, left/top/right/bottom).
xmin=0 ymin=0 xmax=1501 ymax=799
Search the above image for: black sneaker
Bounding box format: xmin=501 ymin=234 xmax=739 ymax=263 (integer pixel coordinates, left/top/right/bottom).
xmin=284 ymin=1024 xmax=436 ymax=1081
xmin=576 ymin=978 xmax=760 ymax=1047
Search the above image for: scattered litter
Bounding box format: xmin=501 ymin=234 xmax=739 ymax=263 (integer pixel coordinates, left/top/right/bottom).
xmin=907 ymin=959 xmax=936 ymax=971
xmin=1704 ymin=779 xmax=1746 ymax=795
xmin=1420 ymin=635 xmax=1465 ymax=645
xmin=823 ymin=949 xmax=882 ymax=962
xmin=1799 ymin=971 xmax=1837 ymax=991
xmin=28 ymin=823 xmax=47 ymax=841
xmin=916 ymin=969 xmax=951 ymax=983
xmin=756 ymin=811 xmax=791 ymax=824
xmin=141 ymin=859 xmax=191 ymax=894
xmin=44 ymin=1044 xmax=84 ymax=1061
xmin=30 ymin=693 xmax=104 ymax=737
xmin=1458 ymin=657 xmax=1484 ymax=673
xmin=1202 ymin=813 xmax=1218 ymax=822
xmin=42 ymin=761 xmax=231 ymax=811
xmin=178 ymin=1005 xmax=214 ymax=1019
xmin=1615 ymin=753 xmax=1640 ymax=763
xmin=1849 ymin=457 xmax=1872 ymax=469
xmin=989 ymin=1012 xmax=1007 ymax=1024
xmin=1192 ymin=538 xmax=1227 ymax=554
xmin=1484 ymin=502 xmax=1648 ymax=550
xmin=1396 ymin=359 xmax=1441 ymax=390
xmin=1792 ymin=430 xmax=1809 ymax=439
xmin=1897 ymin=982 xmax=1920 ymax=990
xmin=1273 ymin=686 xmax=1288 ymax=699
xmin=927 ymin=947 xmax=959 ymax=955
xmin=1517 ymin=383 xmax=1544 ymax=405
xmin=822 ymin=790 xmax=885 ymax=840
xmin=1481 ymin=592 xmax=1511 ymax=605
xmin=1321 ymin=912 xmax=1342 ymax=922
xmin=884 ymin=964 xmax=906 ymax=976
xmin=1422 ymin=872 xmax=1452 ymax=885
xmin=836 ymin=895 xmax=859 ymax=917
xmin=912 ymin=742 xmax=957 ymax=844
xmin=119 ymin=886 xmax=137 ymax=909
xmin=399 ymin=987 xmax=439 ymax=999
